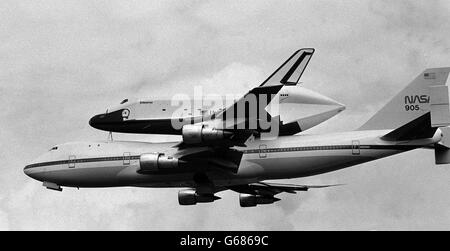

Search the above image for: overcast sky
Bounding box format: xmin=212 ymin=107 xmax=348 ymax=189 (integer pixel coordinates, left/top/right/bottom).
xmin=1 ymin=0 xmax=450 ymax=230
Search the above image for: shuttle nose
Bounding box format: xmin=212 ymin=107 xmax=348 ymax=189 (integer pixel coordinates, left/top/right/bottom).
xmin=89 ymin=109 xmax=127 ymax=131
xmin=89 ymin=113 xmax=105 ymax=129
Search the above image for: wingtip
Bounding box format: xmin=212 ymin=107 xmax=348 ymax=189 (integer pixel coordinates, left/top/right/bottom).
xmin=291 ymin=48 xmax=315 ymax=55
xmin=296 ymin=48 xmax=315 ymax=53
xmin=308 ymin=183 xmax=346 ymax=188
xmin=326 ymin=183 xmax=346 ymax=188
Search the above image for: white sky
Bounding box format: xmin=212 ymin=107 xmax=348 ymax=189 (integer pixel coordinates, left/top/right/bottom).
xmin=1 ymin=0 xmax=450 ymax=230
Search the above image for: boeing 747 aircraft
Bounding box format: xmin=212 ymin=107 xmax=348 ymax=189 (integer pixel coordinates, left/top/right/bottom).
xmin=24 ymin=63 xmax=450 ymax=207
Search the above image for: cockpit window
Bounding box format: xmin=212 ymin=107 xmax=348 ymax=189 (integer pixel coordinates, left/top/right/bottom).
xmin=50 ymin=146 xmax=58 ymax=151
xmin=120 ymin=99 xmax=128 ymax=104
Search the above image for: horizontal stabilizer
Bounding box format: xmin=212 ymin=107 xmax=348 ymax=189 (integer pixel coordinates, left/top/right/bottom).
xmin=381 ymin=113 xmax=436 ymax=141
xmin=435 ymin=145 xmax=450 ymax=164
xmin=435 ymin=127 xmax=450 ymax=164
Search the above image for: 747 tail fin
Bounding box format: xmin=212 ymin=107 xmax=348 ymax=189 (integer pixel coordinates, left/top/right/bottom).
xmin=360 ymin=67 xmax=450 ymax=132
xmin=359 ymin=67 xmax=450 ymax=164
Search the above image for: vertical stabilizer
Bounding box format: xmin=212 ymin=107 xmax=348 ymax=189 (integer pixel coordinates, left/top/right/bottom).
xmin=260 ymin=48 xmax=314 ymax=87
xmin=359 ymin=68 xmax=450 ymax=130
xmin=430 ymin=85 xmax=450 ymax=127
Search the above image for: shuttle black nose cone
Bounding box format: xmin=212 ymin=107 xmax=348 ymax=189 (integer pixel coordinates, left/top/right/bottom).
xmin=89 ymin=114 xmax=104 ymax=129
xmin=89 ymin=109 xmax=129 ymax=132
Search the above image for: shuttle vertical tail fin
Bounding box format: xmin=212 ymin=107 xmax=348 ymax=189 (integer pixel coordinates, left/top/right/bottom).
xmin=260 ymin=48 xmax=314 ymax=87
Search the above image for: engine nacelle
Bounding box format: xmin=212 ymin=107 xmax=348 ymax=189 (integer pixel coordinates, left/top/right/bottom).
xmin=178 ymin=189 xmax=197 ymax=205
xmin=239 ymin=194 xmax=280 ymax=207
xmin=182 ymin=124 xmax=230 ymax=144
xmin=178 ymin=189 xmax=220 ymax=205
xmin=137 ymin=153 xmax=179 ymax=174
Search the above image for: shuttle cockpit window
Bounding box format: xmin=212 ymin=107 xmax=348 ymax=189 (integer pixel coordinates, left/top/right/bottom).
xmin=120 ymin=99 xmax=128 ymax=104
xmin=49 ymin=146 xmax=58 ymax=151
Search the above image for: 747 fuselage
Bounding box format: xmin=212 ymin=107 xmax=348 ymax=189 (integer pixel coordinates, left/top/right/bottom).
xmin=24 ymin=130 xmax=440 ymax=189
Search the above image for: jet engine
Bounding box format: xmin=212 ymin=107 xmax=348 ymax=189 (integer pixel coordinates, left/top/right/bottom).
xmin=178 ymin=189 xmax=221 ymax=205
xmin=182 ymin=124 xmax=232 ymax=144
xmin=239 ymin=194 xmax=281 ymax=207
xmin=137 ymin=153 xmax=179 ymax=174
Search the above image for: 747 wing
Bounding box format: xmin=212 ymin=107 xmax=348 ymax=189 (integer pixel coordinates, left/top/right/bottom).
xmin=227 ymin=182 xmax=343 ymax=207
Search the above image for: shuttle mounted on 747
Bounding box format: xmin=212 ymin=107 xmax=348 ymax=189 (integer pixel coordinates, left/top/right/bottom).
xmin=89 ymin=49 xmax=345 ymax=139
xmin=24 ymin=49 xmax=450 ymax=207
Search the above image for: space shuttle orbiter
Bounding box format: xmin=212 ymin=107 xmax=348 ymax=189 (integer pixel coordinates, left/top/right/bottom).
xmin=89 ymin=49 xmax=345 ymax=145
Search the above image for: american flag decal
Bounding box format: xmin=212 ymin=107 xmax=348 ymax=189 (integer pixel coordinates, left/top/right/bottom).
xmin=424 ymin=72 xmax=436 ymax=79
